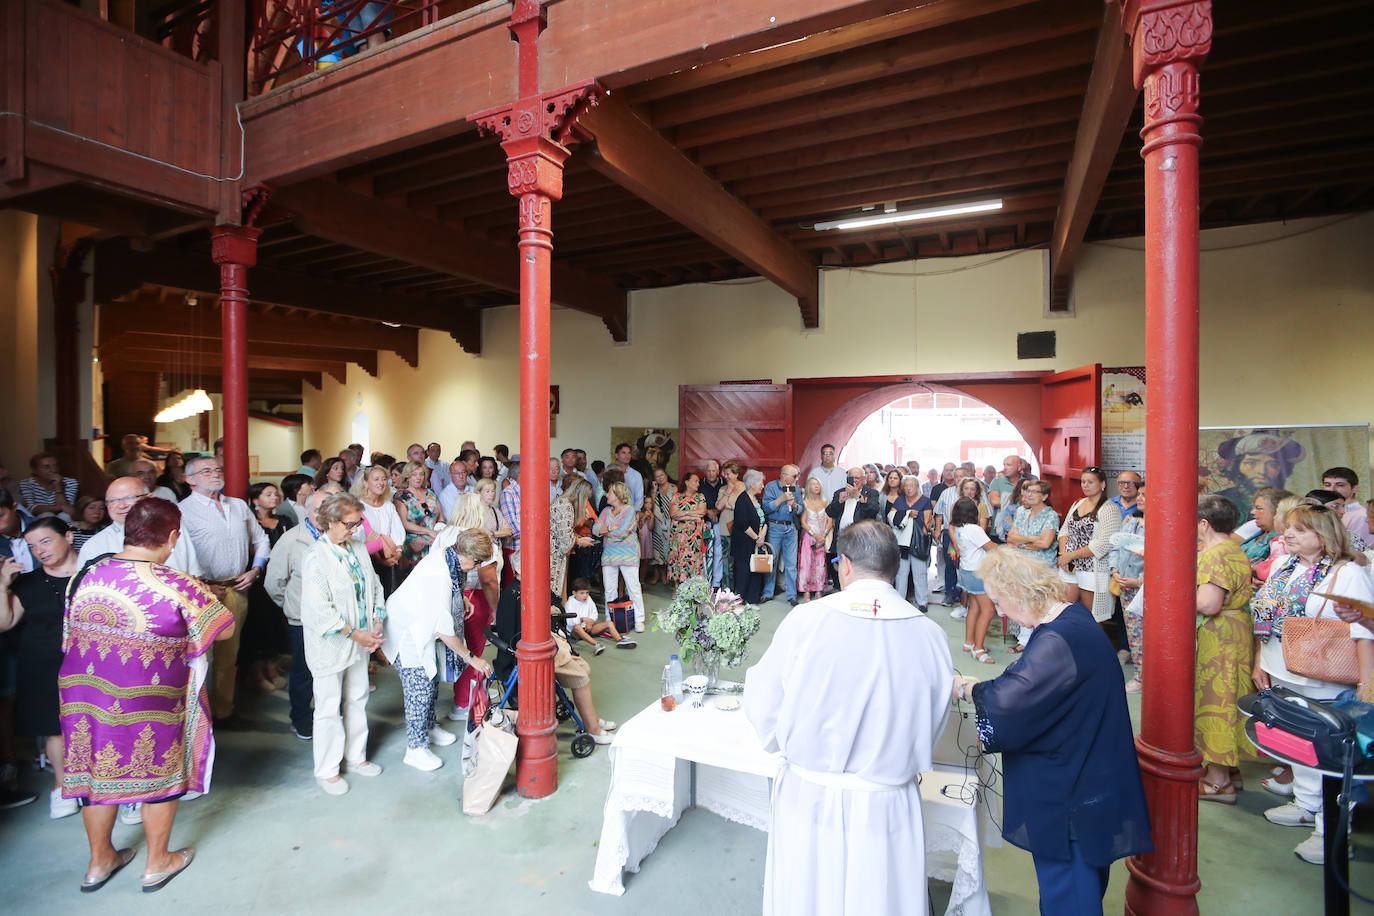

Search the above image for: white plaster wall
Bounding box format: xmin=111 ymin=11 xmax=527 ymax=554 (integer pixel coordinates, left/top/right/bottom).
xmin=296 ymin=212 xmax=1374 ymax=476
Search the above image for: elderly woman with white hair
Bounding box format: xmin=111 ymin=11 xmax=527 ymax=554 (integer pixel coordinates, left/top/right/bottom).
xmin=301 ymin=493 xmax=386 ymax=796
xmin=732 ymin=469 xmax=769 ymax=603
xmin=954 ymin=548 xmax=1150 ymax=909
xmin=383 ymin=527 xmax=495 ymax=771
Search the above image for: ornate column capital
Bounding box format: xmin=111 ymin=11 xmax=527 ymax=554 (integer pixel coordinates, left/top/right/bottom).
xmin=210 ymin=225 xmax=263 ymax=268
xmin=1118 ymin=0 xmax=1213 ymax=87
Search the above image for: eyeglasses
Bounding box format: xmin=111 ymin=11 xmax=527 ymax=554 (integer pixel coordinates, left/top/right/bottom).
xmin=107 ymin=495 xmax=142 ymax=507
xmin=1116 ymin=480 xmax=1139 ymax=487
xmin=192 ymin=468 xmax=224 ymax=477
xmin=341 ymin=518 xmax=364 ymax=531
xmin=1083 ymin=467 xmax=1102 ymax=476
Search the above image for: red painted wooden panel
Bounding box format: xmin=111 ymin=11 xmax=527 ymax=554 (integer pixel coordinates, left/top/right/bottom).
xmin=1038 ymin=363 xmax=1101 ymax=515
xmin=679 ymin=384 xmax=793 ymax=481
xmin=28 ymin=3 xmax=68 ymax=127
xmin=96 ymin=29 xmax=126 ymax=148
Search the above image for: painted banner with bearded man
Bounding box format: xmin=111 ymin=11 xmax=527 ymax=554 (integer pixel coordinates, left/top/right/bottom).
xmin=1199 ymin=425 xmax=1369 ymax=515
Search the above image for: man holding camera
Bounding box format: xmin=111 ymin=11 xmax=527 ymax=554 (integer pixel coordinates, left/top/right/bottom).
xmin=824 ymin=466 xmax=883 ymax=593
xmin=761 ymin=465 xmax=803 ymax=606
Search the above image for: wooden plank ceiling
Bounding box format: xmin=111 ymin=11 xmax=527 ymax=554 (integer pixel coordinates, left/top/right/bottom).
xmin=148 ymin=0 xmax=1374 ymax=325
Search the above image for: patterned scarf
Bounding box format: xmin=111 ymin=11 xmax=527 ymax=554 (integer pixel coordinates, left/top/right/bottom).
xmin=444 ymin=546 xmax=467 ymax=631
xmin=325 ymin=540 xmax=369 ymax=629
xmin=1252 ymin=554 xmax=1333 ymax=643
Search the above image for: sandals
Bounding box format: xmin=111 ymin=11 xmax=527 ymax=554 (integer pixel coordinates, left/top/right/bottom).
xmin=971 ymin=648 xmax=995 ymax=664
xmin=961 ymin=643 xmax=975 ymax=655
xmin=1009 ymin=645 xmax=1025 ymax=654
xmin=142 ymin=847 xmax=195 ymax=893
xmin=81 ymin=847 xmax=135 ymax=893
xmin=1229 ymin=767 xmax=1245 ymax=791
xmin=1198 ymin=779 xmax=1237 ymax=805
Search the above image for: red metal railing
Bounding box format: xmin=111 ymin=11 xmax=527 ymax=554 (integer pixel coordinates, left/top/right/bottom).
xmin=250 ymin=0 xmax=448 ymax=92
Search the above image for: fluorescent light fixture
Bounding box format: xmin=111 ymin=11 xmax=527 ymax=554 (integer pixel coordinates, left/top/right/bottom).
xmin=813 ymin=198 xmax=1003 ymax=232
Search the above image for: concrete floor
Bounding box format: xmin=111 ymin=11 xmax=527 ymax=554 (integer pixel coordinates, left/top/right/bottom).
xmin=1 ymin=582 xmax=1372 ymax=913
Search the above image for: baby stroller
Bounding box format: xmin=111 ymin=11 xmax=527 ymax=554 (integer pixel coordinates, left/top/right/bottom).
xmin=484 ymin=625 xmax=597 ymax=759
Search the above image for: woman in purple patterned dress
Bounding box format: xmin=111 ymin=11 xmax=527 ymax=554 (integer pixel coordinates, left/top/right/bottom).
xmin=59 ymin=498 xmax=234 ymax=893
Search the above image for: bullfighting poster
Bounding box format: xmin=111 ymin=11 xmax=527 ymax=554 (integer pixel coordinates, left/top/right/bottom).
xmin=1102 ymin=367 xmax=1146 ymax=479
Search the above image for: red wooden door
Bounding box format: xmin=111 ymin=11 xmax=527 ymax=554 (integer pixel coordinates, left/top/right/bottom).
xmin=1039 ymin=365 xmax=1101 ymax=515
xmin=679 ymin=384 xmax=793 ymax=481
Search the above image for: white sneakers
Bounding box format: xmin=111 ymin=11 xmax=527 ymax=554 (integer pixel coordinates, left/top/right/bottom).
xmin=447 ymin=706 xmax=468 ymax=722
xmin=1295 ymin=830 xmax=1354 ymax=865
xmin=49 ymin=788 xmax=78 ymax=820
xmin=1263 ymin=803 xmax=1316 ymax=827
xmin=428 ymin=726 xmax=457 ymax=747
xmin=119 ymin=803 xmax=143 ymax=825
xmin=403 ymin=747 xmax=443 ymax=771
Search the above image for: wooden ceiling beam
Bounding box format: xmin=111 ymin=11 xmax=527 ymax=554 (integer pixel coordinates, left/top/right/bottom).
xmin=100 ymin=345 xmax=351 ymax=385
xmin=98 ymin=291 xmax=422 ymax=367
xmin=673 ymin=34 xmax=1097 ymax=150
xmin=744 ymin=145 xmax=1072 ymax=213
xmin=692 ymin=67 xmax=1091 ymax=167
xmin=650 ymin=0 xmax=1096 ymax=129
xmin=1098 ymin=166 xmax=1374 ymax=215
xmin=92 ymin=239 xmax=465 ymax=356
xmin=728 ymin=124 xmax=1077 ymax=198
xmin=626 ymin=0 xmax=1034 ymax=103
xmin=580 ymin=97 xmax=819 ymax=327
xmin=272 ymin=179 xmax=627 ymax=341
xmin=105 ymin=361 xmax=323 ymax=391
xmin=759 ymin=164 xmax=1068 ymax=223
xmin=103 ymin=333 xmax=382 ymax=377
xmin=1111 ymin=116 xmax=1374 ymax=175
xmin=713 ymin=97 xmax=1084 ymax=182
xmin=1049 ymin=1 xmax=1137 ymax=312
xmin=369 ymin=147 xmax=506 ymax=198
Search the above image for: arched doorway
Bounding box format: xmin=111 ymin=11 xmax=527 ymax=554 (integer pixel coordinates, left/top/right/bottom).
xmin=838 ymin=389 xmax=1038 ymax=479
xmin=790 ymin=374 xmax=1046 ymax=479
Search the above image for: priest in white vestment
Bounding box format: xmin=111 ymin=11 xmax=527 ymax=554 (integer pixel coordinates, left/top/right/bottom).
xmin=744 ymin=519 xmax=954 ymax=916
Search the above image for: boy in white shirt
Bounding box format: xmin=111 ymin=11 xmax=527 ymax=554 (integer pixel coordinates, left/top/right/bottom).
xmin=563 ymin=578 xmax=635 ymax=653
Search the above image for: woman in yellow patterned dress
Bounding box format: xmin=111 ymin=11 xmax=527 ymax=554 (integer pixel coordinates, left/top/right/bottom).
xmin=1194 ymin=494 xmax=1256 ymax=803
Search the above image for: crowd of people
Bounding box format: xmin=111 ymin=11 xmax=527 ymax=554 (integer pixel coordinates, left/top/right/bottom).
xmin=5 ymin=427 xmax=1374 ymax=896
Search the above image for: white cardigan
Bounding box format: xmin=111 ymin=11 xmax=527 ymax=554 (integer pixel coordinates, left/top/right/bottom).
xmin=383 ymin=527 xmax=462 ymax=678
xmin=1058 ymin=498 xmax=1122 ymax=622
xmin=300 ymin=538 xmax=386 ymax=677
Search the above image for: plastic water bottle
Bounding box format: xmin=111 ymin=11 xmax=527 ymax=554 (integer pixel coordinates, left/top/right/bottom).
xmin=660 ymin=665 xmax=676 ymax=711
xmin=668 ymin=654 xmax=683 ymax=698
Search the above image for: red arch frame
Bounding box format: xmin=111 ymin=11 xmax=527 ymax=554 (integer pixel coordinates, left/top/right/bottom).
xmin=789 ymin=373 xmax=1049 ymax=473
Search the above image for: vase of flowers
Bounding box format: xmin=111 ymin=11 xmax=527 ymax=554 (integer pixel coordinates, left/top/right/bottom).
xmin=655 ymin=577 xmax=762 ymax=688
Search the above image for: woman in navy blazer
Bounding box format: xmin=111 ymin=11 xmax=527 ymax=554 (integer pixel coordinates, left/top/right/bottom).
xmin=955 ymin=548 xmax=1151 ymax=914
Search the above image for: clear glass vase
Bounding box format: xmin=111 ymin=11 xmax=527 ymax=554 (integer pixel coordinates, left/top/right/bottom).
xmin=692 ymin=650 xmax=721 ymax=688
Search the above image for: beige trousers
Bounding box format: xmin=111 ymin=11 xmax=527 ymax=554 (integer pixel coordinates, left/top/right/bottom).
xmin=209 ymin=585 xmax=247 ymax=719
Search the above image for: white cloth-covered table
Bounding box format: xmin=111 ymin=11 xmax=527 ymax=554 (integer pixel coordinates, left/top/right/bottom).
xmin=589 ymin=695 xmax=995 ymax=916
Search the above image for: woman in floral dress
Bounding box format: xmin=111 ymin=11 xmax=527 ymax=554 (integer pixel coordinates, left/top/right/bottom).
xmin=668 ymin=472 xmax=707 ymax=583
xmin=393 ymin=461 xmax=444 ymax=570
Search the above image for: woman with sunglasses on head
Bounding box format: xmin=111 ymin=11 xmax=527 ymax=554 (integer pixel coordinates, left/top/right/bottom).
xmin=301 ymin=494 xmax=386 ymax=796
xmin=1056 ymin=467 xmax=1121 ymax=626
xmin=1250 ymin=501 xmax=1374 ymax=864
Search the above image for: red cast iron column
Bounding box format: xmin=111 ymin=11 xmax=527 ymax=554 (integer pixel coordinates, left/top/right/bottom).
xmin=469 ymin=0 xmax=603 ymax=798
xmin=211 ymin=225 xmax=261 ymax=500
xmin=1119 ymin=3 xmax=1212 ymax=915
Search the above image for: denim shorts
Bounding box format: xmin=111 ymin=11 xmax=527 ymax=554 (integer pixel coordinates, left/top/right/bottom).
xmin=958 ymin=568 xmax=985 ymax=596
